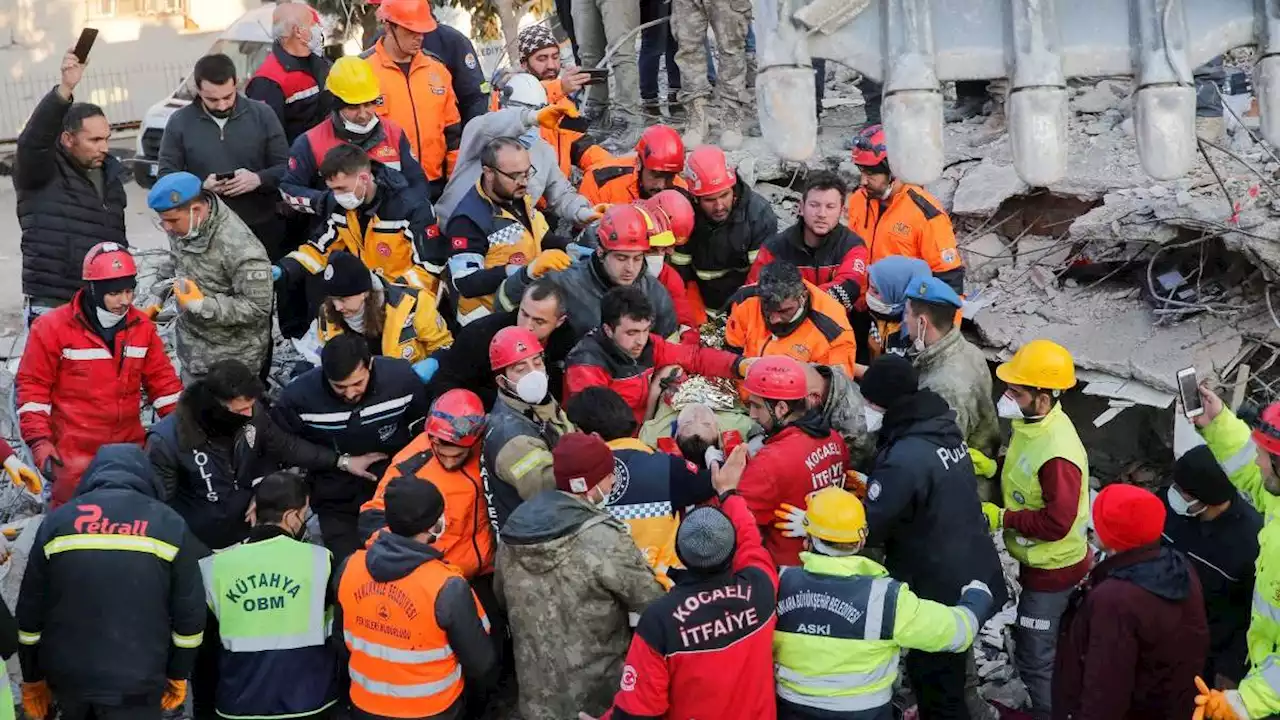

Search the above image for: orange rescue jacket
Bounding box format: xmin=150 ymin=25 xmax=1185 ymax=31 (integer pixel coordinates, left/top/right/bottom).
xmin=725 ymin=279 xmax=858 ymax=378
xmin=364 ymin=41 xmax=462 ymax=182
xmin=846 ymin=184 xmax=962 ymax=273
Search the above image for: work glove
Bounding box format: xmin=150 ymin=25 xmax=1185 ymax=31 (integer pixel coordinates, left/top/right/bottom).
xmin=271 ymin=265 xmax=283 ymax=282
xmin=959 ymin=579 xmax=992 ymax=600
xmin=413 ymin=357 xmax=439 ymax=383
xmin=574 ymin=206 xmax=602 ymax=225
xmin=845 ymin=469 xmax=869 ymax=499
xmin=142 ymin=304 xmax=163 ymax=320
xmin=30 ymin=440 xmax=61 ymax=480
xmin=22 ymin=681 xmax=50 ymax=720
xmin=3 ymin=454 xmax=42 ymax=495
xmin=565 ymin=242 xmax=595 ymax=262
xmin=968 ymin=447 xmax=997 ymax=478
xmin=980 ymin=502 xmax=1003 ymax=533
xmin=161 ymin=679 xmax=188 ymax=711
xmin=773 ymin=503 xmax=807 ymax=538
xmin=536 ymin=104 xmax=579 ymax=130
xmin=174 ymin=278 xmax=205 ymax=312
xmin=528 ymin=249 xmax=572 ymax=278
xmin=1194 ymin=676 xmax=1247 ymax=720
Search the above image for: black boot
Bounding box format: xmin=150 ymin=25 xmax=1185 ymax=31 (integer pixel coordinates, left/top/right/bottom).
xmin=667 ymin=91 xmax=685 ymax=119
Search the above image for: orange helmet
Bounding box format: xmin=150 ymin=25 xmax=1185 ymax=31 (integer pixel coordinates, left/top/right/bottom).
xmin=597 ymin=204 xmax=652 ymax=252
xmin=742 ymin=356 xmax=808 ymax=401
xmin=635 ymin=125 xmax=685 ymax=173
xmin=426 ymin=390 xmax=486 ymax=448
xmin=377 ymin=0 xmax=437 ymax=33
xmin=851 ymin=124 xmax=889 ymax=167
xmin=682 ymin=145 xmax=735 ymax=197
xmin=82 ymin=242 xmax=137 ymax=282
xmin=644 ymin=190 xmax=695 ymax=245
xmin=489 ymin=326 xmax=543 ymax=371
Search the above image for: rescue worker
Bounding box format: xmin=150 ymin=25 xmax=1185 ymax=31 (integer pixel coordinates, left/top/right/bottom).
xmin=336 ymin=477 xmax=496 ymax=719
xmin=642 ymin=188 xmax=704 ymax=330
xmin=429 ymin=278 xmax=576 ymax=409
xmin=497 ymin=202 xmax=679 ymax=339
xmin=363 ymin=0 xmax=462 ymax=187
xmin=564 ymin=285 xmax=746 ymax=424
xmin=1187 ymin=386 xmax=1280 ymax=720
xmin=847 ymin=125 xmax=964 ymax=293
xmin=726 ymin=260 xmax=858 ymax=378
xmin=404 ymin=1 xmax=490 ymax=124
xmin=905 ymin=276 xmax=1000 ymax=471
xmin=246 ymin=2 xmax=332 ymax=144
xmin=146 ymin=172 xmax=274 ymax=383
xmin=865 ymin=255 xmax=930 ymax=362
xmin=435 ymin=75 xmax=597 ymax=228
xmin=274 ymin=332 xmax=427 ymax=559
xmin=748 ymin=171 xmax=869 ymax=318
xmin=280 ymin=56 xmax=430 ymax=216
xmin=1055 ymin=484 xmax=1208 ymax=719
xmin=313 ymin=251 xmax=453 ymax=368
xmin=672 ymin=0 xmax=751 ymax=145
xmin=279 ymin=143 xmax=443 ymax=291
xmin=578 ymin=124 xmax=686 ymax=205
xmin=737 ymin=355 xmax=849 ymax=566
xmin=565 ymin=386 xmax=718 ymax=588
xmin=481 ymin=326 xmax=575 ymax=534
xmin=513 ymin=27 xmax=610 ymax=177
xmin=197 ymin=471 xmax=342 ymax=720
xmin=496 ymin=433 xmax=664 ymax=719
xmin=597 ymin=444 xmax=778 ymax=719
xmin=443 ymin=137 xmax=561 ymax=327
xmin=148 ymin=359 xmax=384 ymax=552
xmin=978 ymin=340 xmax=1089 ymax=720
xmin=16 ymin=242 xmax=183 ymax=507
xmin=773 ymin=486 xmax=995 ymax=720
xmin=17 ymin=444 xmax=205 ymax=720
xmin=0 ymin=438 xmax=42 ymax=495
xmin=676 ymin=144 xmax=777 ymax=314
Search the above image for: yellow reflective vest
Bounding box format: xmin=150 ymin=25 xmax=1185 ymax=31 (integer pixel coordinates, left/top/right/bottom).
xmin=288 ymin=206 xmax=438 ymax=292
xmin=1001 ymin=403 xmax=1090 ymax=570
xmin=319 ymin=282 xmax=452 ymax=363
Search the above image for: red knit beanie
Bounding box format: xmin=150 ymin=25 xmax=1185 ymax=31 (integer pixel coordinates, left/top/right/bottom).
xmin=553 ymin=433 xmax=615 ymax=494
xmin=1092 ymin=484 xmax=1166 ymax=553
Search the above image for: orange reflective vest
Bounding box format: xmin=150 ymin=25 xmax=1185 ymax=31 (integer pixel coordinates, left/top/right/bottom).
xmin=846 ymin=184 xmax=962 ymax=273
xmin=364 ymin=42 xmax=462 ymax=181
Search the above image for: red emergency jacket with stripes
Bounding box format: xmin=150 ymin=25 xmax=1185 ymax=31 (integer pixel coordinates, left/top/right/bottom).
xmin=15 ymin=291 xmax=182 ymax=506
xmin=747 ymin=221 xmax=869 ymax=316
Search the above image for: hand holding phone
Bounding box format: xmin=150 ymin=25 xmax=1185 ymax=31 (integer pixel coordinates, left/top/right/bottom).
xmin=73 ymin=28 xmax=99 ymax=64
xmin=215 ymin=172 xmax=236 ymax=181
xmin=582 ymin=68 xmax=610 ymax=86
xmin=1177 ymin=367 xmax=1204 ymax=419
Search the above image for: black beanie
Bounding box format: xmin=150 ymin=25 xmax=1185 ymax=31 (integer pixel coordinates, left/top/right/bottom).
xmin=861 ymin=354 xmax=919 ymax=408
xmin=89 ymin=276 xmax=138 ymax=308
xmin=323 ymin=251 xmax=373 ymax=298
xmin=1173 ymin=445 xmax=1236 ymax=505
xmin=385 ymin=477 xmax=445 ymax=537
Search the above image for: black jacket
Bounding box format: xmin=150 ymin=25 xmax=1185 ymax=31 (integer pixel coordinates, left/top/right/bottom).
xmin=1161 ymin=492 xmax=1261 ymax=682
xmin=676 ymin=179 xmax=777 ymax=311
xmin=245 ymin=42 xmax=333 ymax=144
xmin=273 ymin=357 xmax=429 ymax=516
xmin=428 ymin=308 xmax=577 ymax=410
xmin=16 ymin=445 xmax=206 ymax=703
xmin=16 ymin=87 xmax=128 ymax=303
xmin=147 ymin=401 xmax=340 ymax=551
xmin=421 ymin=25 xmax=490 ymax=126
xmin=863 ymin=390 xmax=1008 ymax=613
xmin=157 ymin=94 xmax=289 ymax=226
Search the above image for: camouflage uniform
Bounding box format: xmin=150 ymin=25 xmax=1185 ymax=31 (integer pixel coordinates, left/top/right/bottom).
xmin=164 ymin=196 xmax=274 ymax=382
xmin=495 ymin=489 xmax=664 ymax=719
xmin=914 ymin=328 xmax=1000 ymax=497
xmin=672 ymin=0 xmax=752 ymax=133
xmin=813 ymin=364 xmax=876 ymax=468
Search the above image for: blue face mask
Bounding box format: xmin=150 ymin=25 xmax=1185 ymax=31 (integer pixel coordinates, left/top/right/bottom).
xmin=517 ymin=127 xmax=540 ymax=149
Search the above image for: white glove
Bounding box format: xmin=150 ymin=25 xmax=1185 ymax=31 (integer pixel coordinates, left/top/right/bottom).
xmin=773 ymin=503 xmax=808 ymax=538
xmin=703 ymin=446 xmax=725 ymax=468
xmin=960 ymin=580 xmax=992 ymax=599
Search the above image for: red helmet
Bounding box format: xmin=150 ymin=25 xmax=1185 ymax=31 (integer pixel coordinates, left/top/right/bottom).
xmin=644 ymin=190 xmax=695 ymax=245
xmin=630 ymin=201 xmax=676 ymax=248
xmin=596 ymin=204 xmax=652 ymax=252
xmin=851 ymin=124 xmax=889 ymax=167
xmin=426 ymin=389 xmax=486 ymax=448
xmin=635 ymin=125 xmax=685 ymax=173
xmin=1254 ymin=402 xmax=1280 ymax=455
xmin=489 ymin=325 xmax=544 ymax=371
xmin=742 ymin=356 xmax=808 ymax=401
xmin=682 ymin=145 xmax=735 ymax=198
xmin=82 ymin=242 xmax=137 ymax=282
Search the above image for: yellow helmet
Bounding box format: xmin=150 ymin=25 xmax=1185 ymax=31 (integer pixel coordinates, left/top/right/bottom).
xmin=996 ymin=339 xmax=1076 ymax=391
xmin=804 ymin=486 xmax=868 ymax=544
xmin=326 ymin=56 xmax=381 ymax=106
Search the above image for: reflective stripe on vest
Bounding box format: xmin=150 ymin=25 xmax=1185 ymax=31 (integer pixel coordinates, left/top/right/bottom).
xmin=350 ymin=665 xmax=463 ymax=699
xmin=777 ymin=683 xmax=894 ymax=712
xmin=1224 ymin=439 xmax=1258 ymax=477
xmin=1002 ymin=403 xmax=1090 ymax=569
xmin=344 ymin=631 xmax=453 ymax=663
xmin=1254 ymin=589 xmax=1280 ymax=625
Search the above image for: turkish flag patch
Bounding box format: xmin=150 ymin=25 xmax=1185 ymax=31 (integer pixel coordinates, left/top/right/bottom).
xmin=451 ymin=236 xmax=467 ymax=250
xmin=426 ymin=224 xmax=441 ymax=239
xmin=288 ymin=157 xmax=297 ymax=171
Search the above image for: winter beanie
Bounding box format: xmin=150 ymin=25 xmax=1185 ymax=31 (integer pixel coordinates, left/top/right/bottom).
xmin=322 ymin=251 xmax=373 ymax=298
xmin=675 ymin=506 xmax=736 ymax=572
xmin=861 ymin=354 xmax=919 ymax=408
xmin=553 ymin=433 xmax=615 ymax=494
xmin=1173 ymin=445 xmax=1235 ymax=505
xmin=385 ymin=477 xmax=445 ymax=537
xmin=1092 ymin=484 xmax=1166 ymax=553
xmin=518 ymin=25 xmax=559 ymax=64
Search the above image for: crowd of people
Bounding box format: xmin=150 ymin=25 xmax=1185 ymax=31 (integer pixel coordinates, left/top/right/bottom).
xmin=3 ymin=0 xmax=1280 ymax=719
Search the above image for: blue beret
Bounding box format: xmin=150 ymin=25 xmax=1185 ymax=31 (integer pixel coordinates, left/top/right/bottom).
xmin=904 ymin=274 xmax=962 ymax=308
xmin=147 ymin=172 xmax=202 ymax=212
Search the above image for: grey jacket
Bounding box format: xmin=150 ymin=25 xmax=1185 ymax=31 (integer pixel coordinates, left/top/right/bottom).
xmin=158 ymin=94 xmax=289 ymax=225
xmin=915 ymin=327 xmax=1000 ymax=459
xmin=434 ymin=107 xmax=592 ymax=226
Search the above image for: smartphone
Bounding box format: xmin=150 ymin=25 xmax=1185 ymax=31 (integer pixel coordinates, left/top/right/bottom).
xmin=582 ymin=68 xmax=610 ymax=85
xmin=215 ymin=172 xmax=236 ymax=181
xmin=1177 ymin=367 xmax=1204 ymax=418
xmin=73 ymin=28 xmax=99 ymax=64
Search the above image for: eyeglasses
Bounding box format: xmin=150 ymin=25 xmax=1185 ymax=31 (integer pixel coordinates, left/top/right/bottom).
xmin=485 ymin=164 xmax=537 ymax=183
xmin=852 ymin=135 xmax=887 ymax=155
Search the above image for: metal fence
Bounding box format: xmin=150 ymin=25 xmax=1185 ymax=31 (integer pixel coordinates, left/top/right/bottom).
xmin=0 ymin=62 xmax=189 ymax=143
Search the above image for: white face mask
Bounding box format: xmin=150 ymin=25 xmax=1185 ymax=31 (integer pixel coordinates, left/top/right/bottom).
xmin=911 ymin=317 xmax=927 ymax=353
xmin=343 ymin=115 xmax=379 ymax=135
xmin=335 ymin=191 xmax=362 ymax=210
xmin=645 ymin=255 xmax=665 ymax=277
xmin=308 ymin=25 xmax=325 ymax=53
xmin=512 ymin=369 xmax=549 ymax=404
xmin=96 ymin=306 xmax=126 ymax=328
xmin=167 ymin=205 xmax=203 ymax=242
xmin=863 ymin=406 xmax=884 ymax=433
xmin=866 ymin=292 xmax=894 ymax=316
xmin=1167 ymin=486 xmax=1206 ymax=517
xmin=997 ymin=393 xmax=1025 ymax=420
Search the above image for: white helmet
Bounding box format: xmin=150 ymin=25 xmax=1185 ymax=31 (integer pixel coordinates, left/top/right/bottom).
xmin=500 ymin=72 xmax=548 ymax=109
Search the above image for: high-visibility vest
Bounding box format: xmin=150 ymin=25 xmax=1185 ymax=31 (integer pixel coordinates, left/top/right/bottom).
xmin=288 ymin=207 xmax=437 ymax=291
xmin=1001 ymin=402 xmax=1090 ymax=570
xmin=338 ymin=551 xmax=476 ymax=717
xmin=318 ymin=283 xmax=452 ymax=363
xmin=447 ymin=183 xmax=547 ymax=326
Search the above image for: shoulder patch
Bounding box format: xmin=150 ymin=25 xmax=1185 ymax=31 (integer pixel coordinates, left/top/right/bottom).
xmin=906 ymin=188 xmax=943 ymax=220
xmin=358 ymin=47 xmax=375 ymax=60
xmin=590 ymin=164 xmax=635 ymax=189
xmin=809 ymin=309 xmax=848 ymax=343
xmin=395 ymin=450 xmax=432 ymax=477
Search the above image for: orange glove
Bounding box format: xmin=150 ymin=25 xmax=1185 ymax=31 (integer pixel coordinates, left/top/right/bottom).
xmin=528 ymin=249 xmax=572 ymax=278
xmin=22 ymin=681 xmax=50 ymax=720
xmin=161 ymin=679 xmax=188 ymax=711
xmin=1194 ymin=676 xmax=1244 ymax=720
xmin=3 ymin=454 xmax=42 ymax=495
xmin=845 ymin=470 xmax=868 ymax=499
xmin=143 ymin=304 xmax=162 ymax=320
xmin=173 ymin=278 xmax=205 ymax=310
xmin=536 ymin=104 xmax=579 ymax=130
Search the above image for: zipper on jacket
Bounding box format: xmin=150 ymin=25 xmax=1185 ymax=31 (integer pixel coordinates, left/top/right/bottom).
xmin=463 ymin=466 xmax=484 ymax=569
xmin=403 ymin=66 xmax=424 ymax=168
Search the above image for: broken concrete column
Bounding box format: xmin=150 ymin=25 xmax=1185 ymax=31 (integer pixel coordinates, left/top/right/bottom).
xmin=952 ymin=161 xmax=1031 ymax=216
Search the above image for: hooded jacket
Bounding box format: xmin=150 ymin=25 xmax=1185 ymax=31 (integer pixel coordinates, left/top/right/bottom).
xmin=747 ymin=220 xmax=869 ymax=315
xmin=1053 ymin=545 xmax=1208 ymax=720
xmin=495 ymin=490 xmax=665 ymax=720
xmin=862 ymin=390 xmax=1007 ymax=611
xmin=16 ymin=445 xmax=206 ymax=703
